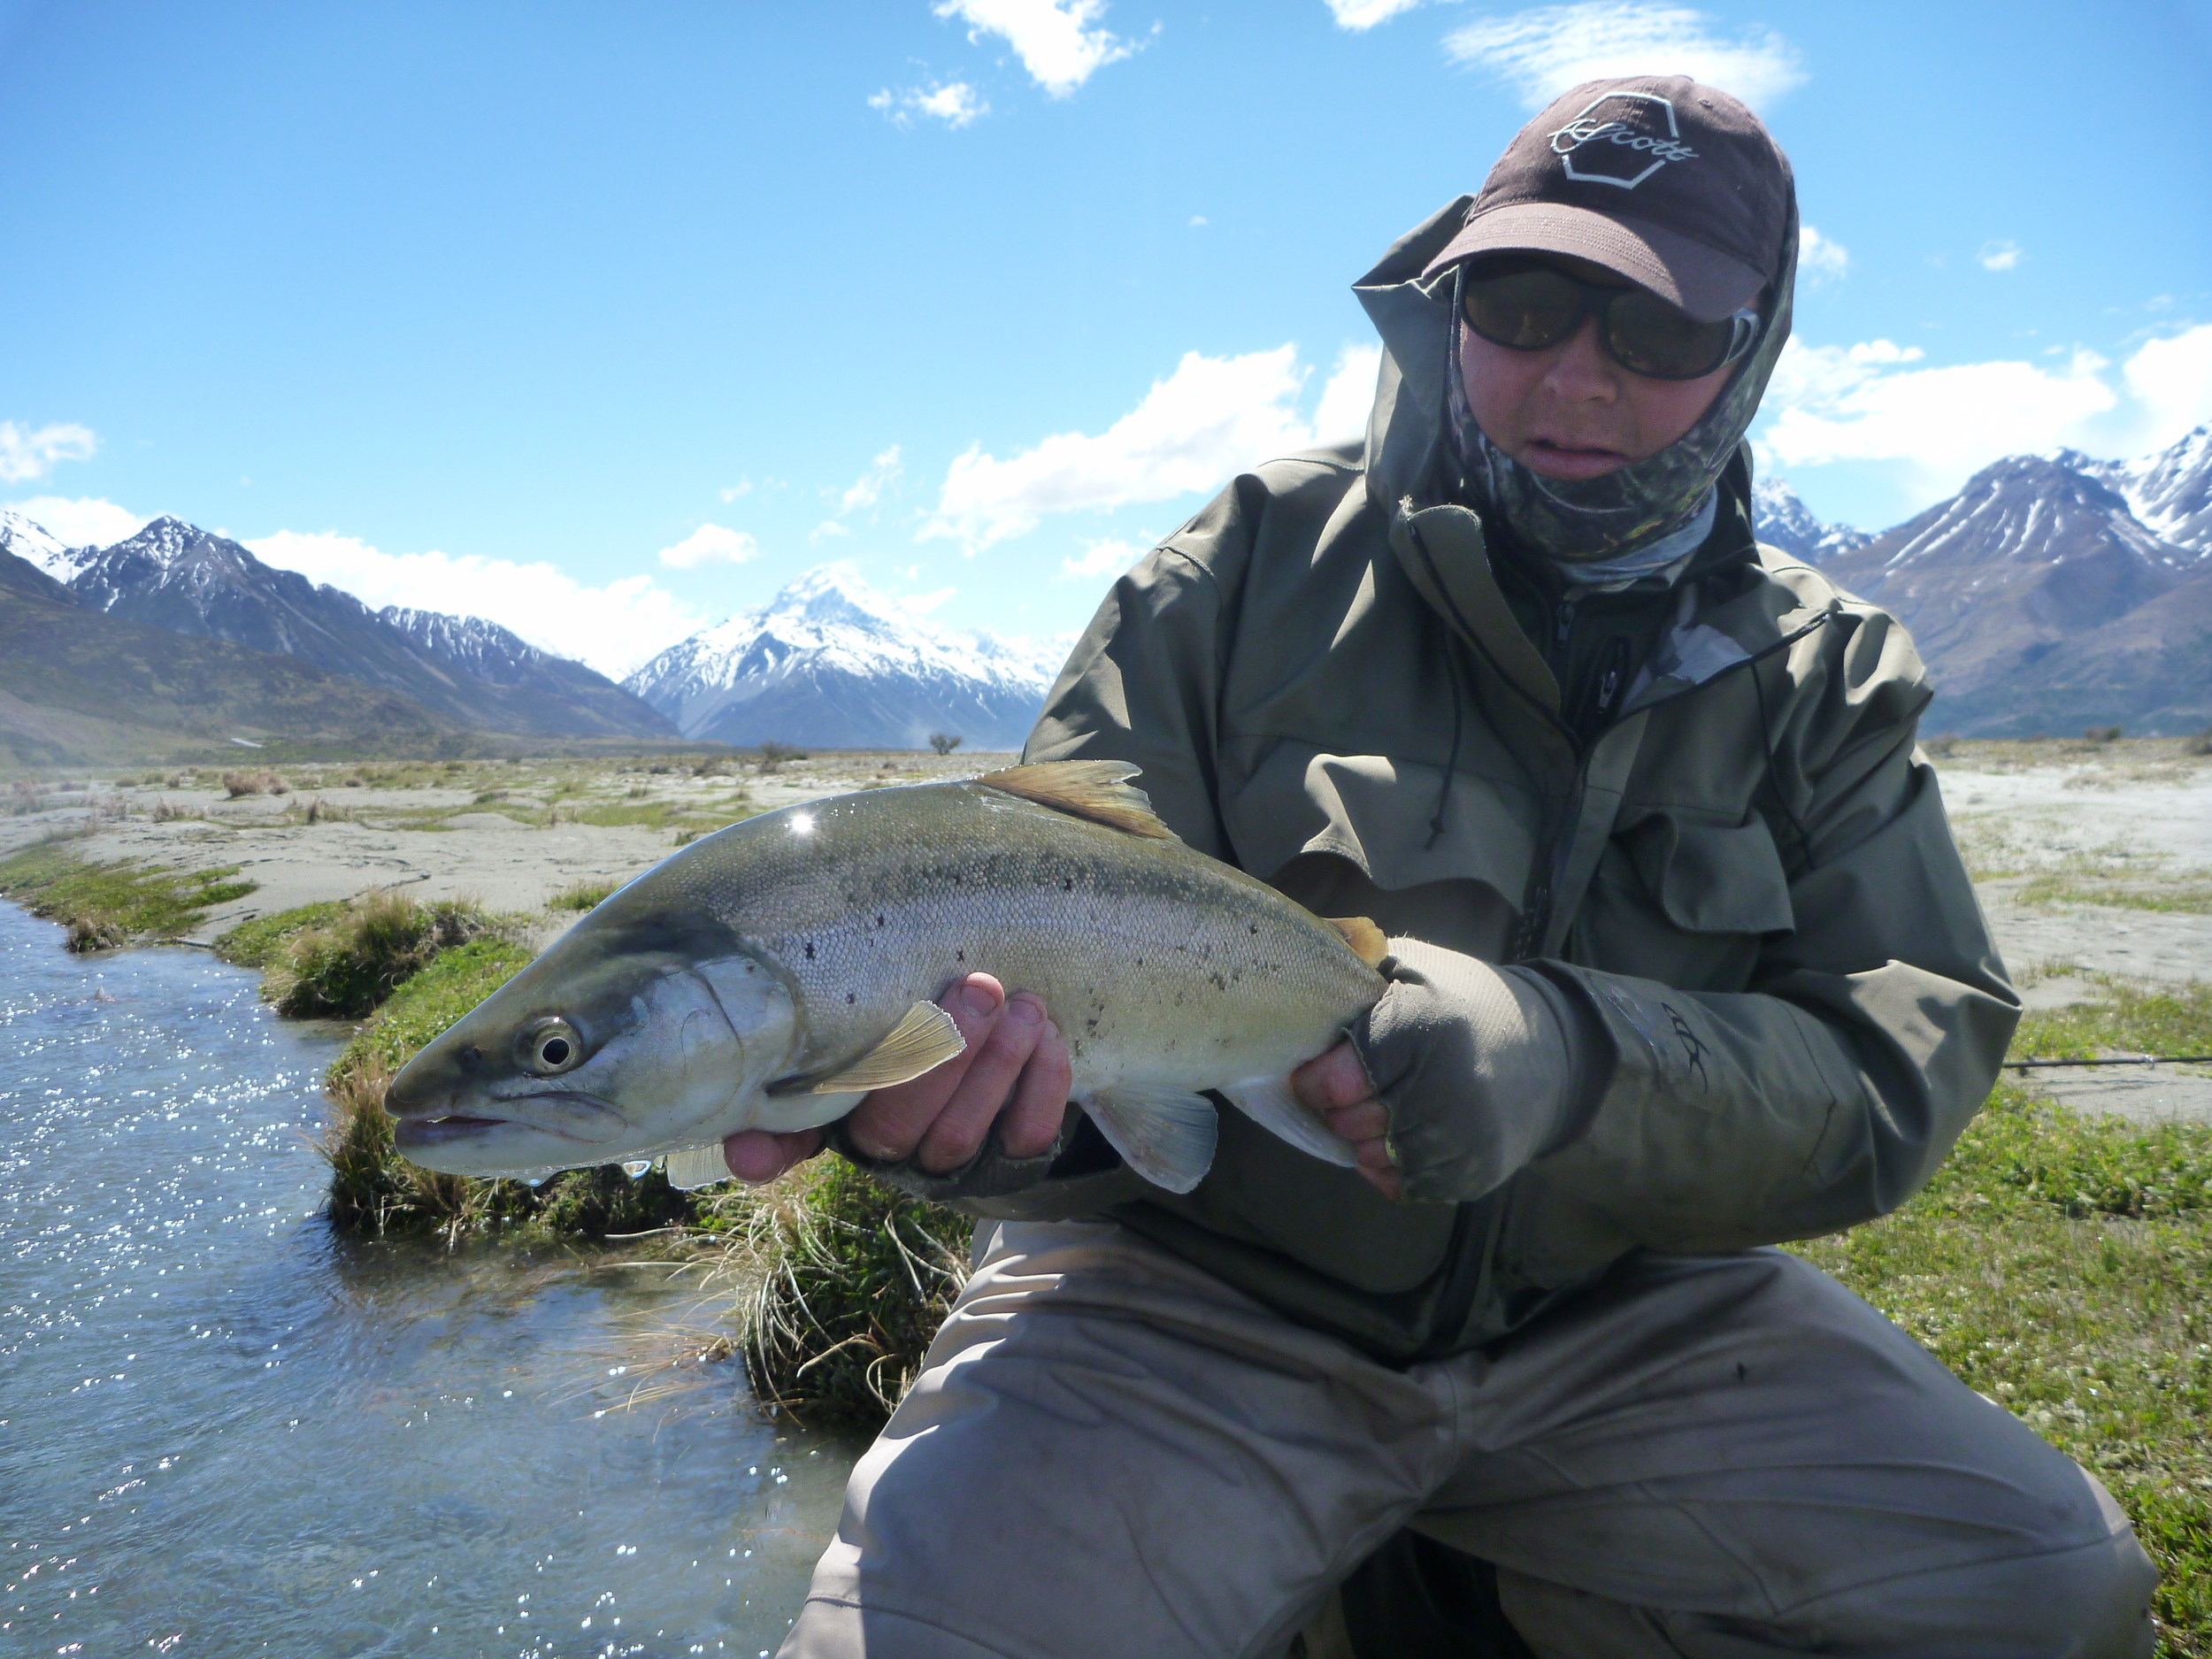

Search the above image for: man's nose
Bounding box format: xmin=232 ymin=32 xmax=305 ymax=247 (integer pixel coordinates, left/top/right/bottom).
xmin=1540 ymin=316 xmax=1619 ymax=402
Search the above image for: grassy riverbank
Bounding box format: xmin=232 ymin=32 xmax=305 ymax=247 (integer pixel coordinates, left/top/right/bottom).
xmin=0 ymin=834 xmax=256 ymax=949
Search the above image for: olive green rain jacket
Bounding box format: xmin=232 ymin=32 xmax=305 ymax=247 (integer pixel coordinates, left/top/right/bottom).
xmin=879 ymin=201 xmax=2020 ymax=1363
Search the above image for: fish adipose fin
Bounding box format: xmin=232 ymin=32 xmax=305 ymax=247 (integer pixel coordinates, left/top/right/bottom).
xmin=804 ymin=1001 xmax=967 ymax=1094
xmin=1218 ymin=1076 xmax=1360 ymax=1168
xmin=1325 ymin=916 xmax=1388 ymax=967
xmin=664 ymin=1144 xmax=733 ymax=1191
xmin=1081 ymin=1085 xmax=1217 ymax=1194
xmin=977 ymin=761 xmax=1181 ymax=842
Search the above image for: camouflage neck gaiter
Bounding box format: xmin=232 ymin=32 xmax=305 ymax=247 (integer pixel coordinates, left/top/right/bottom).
xmin=1447 ymin=217 xmax=1798 ymax=572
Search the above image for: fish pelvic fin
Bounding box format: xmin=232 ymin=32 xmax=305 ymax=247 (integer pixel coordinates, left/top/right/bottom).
xmin=977 ymin=760 xmax=1180 ymax=842
xmin=1081 ymin=1085 xmax=1217 ymax=1194
xmin=664 ymin=1144 xmax=734 ymax=1191
xmin=1218 ymin=1076 xmax=1360 ymax=1168
xmin=1325 ymin=916 xmax=1389 ymax=968
xmin=802 ymin=1001 xmax=966 ymax=1094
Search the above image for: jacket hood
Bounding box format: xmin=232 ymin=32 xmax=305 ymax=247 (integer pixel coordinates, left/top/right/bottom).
xmin=1354 ymin=196 xmax=1799 ymax=565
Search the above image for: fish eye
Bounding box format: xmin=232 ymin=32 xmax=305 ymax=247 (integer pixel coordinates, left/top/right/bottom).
xmin=518 ymin=1017 xmax=585 ymax=1076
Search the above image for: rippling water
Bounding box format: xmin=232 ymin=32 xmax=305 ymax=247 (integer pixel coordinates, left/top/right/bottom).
xmin=0 ymin=902 xmax=853 ymax=1657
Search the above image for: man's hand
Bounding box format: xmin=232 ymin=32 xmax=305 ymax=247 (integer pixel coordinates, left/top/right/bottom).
xmin=1291 ymin=1041 xmax=1402 ymax=1201
xmin=719 ymin=973 xmax=1072 ymax=1185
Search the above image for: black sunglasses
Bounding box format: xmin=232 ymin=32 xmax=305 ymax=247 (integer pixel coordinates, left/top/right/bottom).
xmin=1461 ymin=259 xmax=1762 ymax=381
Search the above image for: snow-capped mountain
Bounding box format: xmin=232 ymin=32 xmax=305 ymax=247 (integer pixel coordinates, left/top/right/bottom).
xmin=1824 ymin=454 xmax=2207 ymax=734
xmin=2056 ymin=426 xmax=2212 ymax=557
xmin=0 ymin=508 xmax=85 ymax=579
xmin=626 ymin=564 xmax=1069 ymax=750
xmin=20 ymin=513 xmax=674 ymax=740
xmin=1750 ymin=476 xmax=1870 ymax=564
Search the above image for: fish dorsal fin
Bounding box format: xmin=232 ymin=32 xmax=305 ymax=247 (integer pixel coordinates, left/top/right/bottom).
xmin=1325 ymin=916 xmax=1388 ymax=967
xmin=663 ymin=1144 xmax=733 ymax=1191
xmin=976 ymin=761 xmax=1180 ymax=841
xmin=803 ymin=1001 xmax=966 ymax=1094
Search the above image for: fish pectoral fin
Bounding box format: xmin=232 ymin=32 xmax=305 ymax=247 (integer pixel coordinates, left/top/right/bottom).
xmin=1218 ymin=1076 xmax=1360 ymax=1168
xmin=1325 ymin=916 xmax=1389 ymax=968
xmin=976 ymin=760 xmax=1181 ymax=842
xmin=803 ymin=1002 xmax=967 ymax=1094
xmin=663 ymin=1144 xmax=733 ymax=1191
xmin=1080 ymin=1086 xmax=1218 ymax=1194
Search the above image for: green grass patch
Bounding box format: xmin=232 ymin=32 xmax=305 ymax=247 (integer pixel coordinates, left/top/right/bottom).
xmin=267 ymin=888 xmax=497 ymax=1018
xmin=2014 ymin=979 xmax=2212 ymax=1064
xmin=1791 ymin=1082 xmax=2212 ymax=1650
xmin=0 ymin=840 xmax=255 ymax=944
xmin=726 ymin=1157 xmax=972 ymax=1429
xmin=211 ymin=900 xmax=348 ymax=967
xmin=2017 ymin=877 xmax=2212 ymax=915
xmin=549 ymin=879 xmax=621 ymax=910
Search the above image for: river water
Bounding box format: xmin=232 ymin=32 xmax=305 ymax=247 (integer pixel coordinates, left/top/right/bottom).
xmin=0 ymin=901 xmax=854 ymax=1657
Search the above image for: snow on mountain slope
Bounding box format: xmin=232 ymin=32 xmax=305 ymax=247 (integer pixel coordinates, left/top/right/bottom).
xmin=2060 ymin=426 xmax=2212 ymax=557
xmin=626 ymin=564 xmax=1069 ymax=750
xmin=0 ymin=509 xmax=90 ymax=581
xmin=1750 ymin=476 xmax=1870 ymax=564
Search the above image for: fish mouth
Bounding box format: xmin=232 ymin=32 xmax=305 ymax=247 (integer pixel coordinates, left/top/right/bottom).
xmin=390 ymin=1091 xmax=628 ymax=1149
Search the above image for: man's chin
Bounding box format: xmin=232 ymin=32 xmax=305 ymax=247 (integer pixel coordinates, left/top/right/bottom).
xmin=1517 ymin=443 xmax=1632 ymax=481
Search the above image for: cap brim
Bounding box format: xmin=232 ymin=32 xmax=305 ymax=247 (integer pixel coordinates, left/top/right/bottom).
xmin=1422 ymin=203 xmax=1765 ymax=322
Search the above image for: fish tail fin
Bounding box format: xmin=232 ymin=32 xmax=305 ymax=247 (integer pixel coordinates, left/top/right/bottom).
xmin=1080 ymin=1085 xmax=1217 ymax=1193
xmin=1218 ymin=1076 xmax=1360 ymax=1168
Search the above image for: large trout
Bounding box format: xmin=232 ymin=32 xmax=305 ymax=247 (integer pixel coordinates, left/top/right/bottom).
xmin=386 ymin=761 xmax=1386 ymax=1194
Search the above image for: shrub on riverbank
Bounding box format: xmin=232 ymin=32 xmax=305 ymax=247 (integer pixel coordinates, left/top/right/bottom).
xmin=0 ymin=840 xmax=255 ymax=943
xmin=211 ymin=900 xmax=349 ymax=968
xmin=726 ymin=1157 xmax=972 ymax=1428
xmin=549 ymin=879 xmax=620 ymax=910
xmin=268 ymin=887 xmax=494 ymax=1018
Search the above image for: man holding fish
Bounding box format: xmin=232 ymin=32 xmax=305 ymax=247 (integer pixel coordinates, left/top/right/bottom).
xmin=393 ymin=73 xmax=2158 ymax=1656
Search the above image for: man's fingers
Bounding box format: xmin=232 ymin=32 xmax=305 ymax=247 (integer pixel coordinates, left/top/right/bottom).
xmin=915 ymin=993 xmax=1050 ymax=1172
xmin=845 ymin=975 xmax=1005 ymax=1161
xmin=1291 ymin=1041 xmax=1371 ymax=1115
xmin=722 ymin=1125 xmax=822 ymax=1185
xmin=1322 ymin=1101 xmax=1390 ymax=1144
xmin=999 ymin=1019 xmax=1072 ymax=1159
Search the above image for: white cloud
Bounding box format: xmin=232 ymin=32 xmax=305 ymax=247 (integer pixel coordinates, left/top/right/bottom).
xmin=719 ymin=479 xmax=755 ymax=503
xmin=2120 ymin=322 xmax=2212 ymax=448
xmin=1313 ymin=343 xmax=1383 ymax=444
xmin=1798 ymin=225 xmax=1848 ymax=284
xmin=1 ymin=495 xmax=148 ymax=547
xmin=933 ymin=0 xmax=1135 ymax=96
xmin=808 ymin=519 xmax=853 ymax=543
xmin=1444 ymin=4 xmax=1805 ymax=111
xmin=837 ymin=444 xmax=903 ymax=516
xmin=1756 ymin=338 xmax=2121 ymax=504
xmin=1059 ymin=538 xmax=1145 ymax=580
xmin=0 ymin=421 xmax=97 ymax=485
xmin=1187 ymin=214 xmax=1209 ymax=227
xmin=1978 ymin=239 xmax=2024 ymax=273
xmin=900 ymin=586 xmax=958 ymax=615
xmin=869 ymin=81 xmax=989 ymax=127
xmin=922 ymin=345 xmax=1319 ymax=549
xmin=245 ymin=530 xmax=704 ymax=679
xmin=656 ymin=523 xmax=760 ymax=569
xmin=1327 ymin=0 xmax=1430 ymax=27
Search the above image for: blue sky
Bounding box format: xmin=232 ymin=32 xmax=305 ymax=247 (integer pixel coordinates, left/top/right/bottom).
xmin=4 ymin=0 xmax=2208 ymax=676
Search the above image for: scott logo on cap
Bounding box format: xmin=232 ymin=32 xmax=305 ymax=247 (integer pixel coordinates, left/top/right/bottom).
xmin=1548 ymin=91 xmax=1698 ymax=190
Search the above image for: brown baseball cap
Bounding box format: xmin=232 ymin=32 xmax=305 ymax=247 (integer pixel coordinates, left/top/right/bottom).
xmin=1425 ymin=74 xmax=1794 ymax=322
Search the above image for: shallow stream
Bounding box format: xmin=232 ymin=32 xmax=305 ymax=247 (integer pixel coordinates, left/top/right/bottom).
xmin=0 ymin=901 xmax=853 ymax=1657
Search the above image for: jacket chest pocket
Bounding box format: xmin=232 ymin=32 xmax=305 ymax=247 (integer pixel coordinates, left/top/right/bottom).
xmin=1574 ymin=811 xmax=1794 ymax=988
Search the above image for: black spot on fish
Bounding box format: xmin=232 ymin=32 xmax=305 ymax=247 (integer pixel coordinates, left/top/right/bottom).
xmin=1062 ymin=878 xmax=1073 ymax=892
xmin=847 ymin=992 xmax=856 ymax=1004
xmin=1085 ymin=1018 xmax=1099 ymax=1033
xmin=804 ymin=941 xmax=815 ymax=960
xmin=1249 ymin=923 xmax=1260 ymax=935
xmin=875 ymin=914 xmax=885 ymax=928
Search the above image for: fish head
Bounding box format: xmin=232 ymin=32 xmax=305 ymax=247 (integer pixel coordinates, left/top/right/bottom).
xmin=387 ymin=910 xmax=801 ymax=1179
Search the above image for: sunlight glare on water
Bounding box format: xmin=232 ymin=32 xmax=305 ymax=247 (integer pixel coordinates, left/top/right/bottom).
xmin=0 ymin=902 xmax=851 ymax=1656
